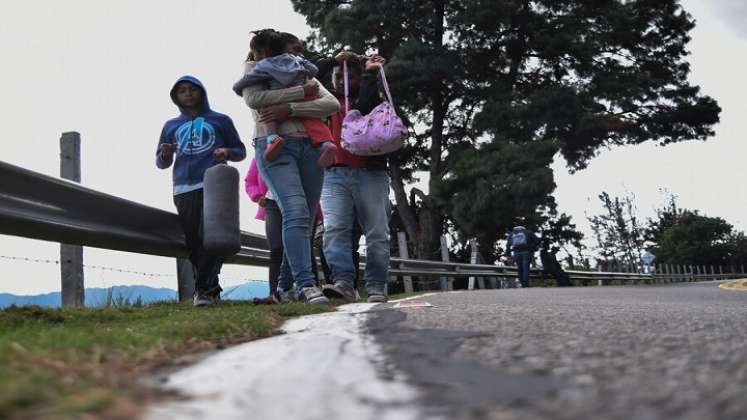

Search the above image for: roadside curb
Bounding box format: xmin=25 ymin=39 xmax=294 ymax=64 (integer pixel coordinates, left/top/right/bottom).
xmin=719 ymin=279 xmax=747 ymax=291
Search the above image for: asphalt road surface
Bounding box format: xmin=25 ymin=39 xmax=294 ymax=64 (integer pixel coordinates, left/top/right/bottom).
xmin=368 ymin=282 xmax=747 ymax=420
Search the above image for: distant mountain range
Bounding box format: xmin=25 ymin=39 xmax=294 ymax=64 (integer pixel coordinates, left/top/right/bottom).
xmin=0 ymin=282 xmax=269 ymax=308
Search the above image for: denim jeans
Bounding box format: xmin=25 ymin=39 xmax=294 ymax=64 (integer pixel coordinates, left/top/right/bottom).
xmin=514 ymin=251 xmax=533 ymax=287
xmin=255 ymin=135 xmax=323 ymax=290
xmin=321 ymin=167 xmax=391 ymax=293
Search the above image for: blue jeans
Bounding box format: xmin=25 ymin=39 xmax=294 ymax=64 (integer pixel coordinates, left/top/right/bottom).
xmin=514 ymin=251 xmax=532 ymax=287
xmin=255 ymin=136 xmax=323 ymax=290
xmin=321 ymin=167 xmax=391 ymax=293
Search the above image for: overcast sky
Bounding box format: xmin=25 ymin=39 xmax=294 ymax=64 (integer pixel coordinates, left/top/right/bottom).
xmin=0 ymin=0 xmax=744 ymax=296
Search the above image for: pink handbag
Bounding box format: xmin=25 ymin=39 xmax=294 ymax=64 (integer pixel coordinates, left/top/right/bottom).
xmin=340 ymin=61 xmax=408 ymax=156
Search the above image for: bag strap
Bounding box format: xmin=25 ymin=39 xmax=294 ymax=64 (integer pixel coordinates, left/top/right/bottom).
xmin=377 ymin=65 xmax=395 ymax=108
xmin=344 ymin=59 xmax=396 ymax=110
xmin=343 ymin=60 xmax=349 ymax=112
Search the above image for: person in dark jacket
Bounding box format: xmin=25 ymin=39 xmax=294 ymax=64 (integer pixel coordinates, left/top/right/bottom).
xmin=281 ymin=32 xmax=337 ymax=92
xmin=506 ymin=225 xmax=540 ymax=288
xmin=156 ymin=76 xmax=246 ymax=306
xmin=320 ymin=55 xmax=393 ymax=303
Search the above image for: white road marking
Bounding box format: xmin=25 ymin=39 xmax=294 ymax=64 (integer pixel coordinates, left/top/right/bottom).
xmin=145 ymin=303 xmax=427 ymax=420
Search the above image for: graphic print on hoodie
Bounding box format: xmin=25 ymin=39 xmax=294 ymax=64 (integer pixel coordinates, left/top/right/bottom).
xmin=156 ymin=75 xmax=246 ymax=195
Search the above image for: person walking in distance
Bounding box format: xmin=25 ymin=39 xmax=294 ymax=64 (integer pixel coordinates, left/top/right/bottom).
xmin=505 ymin=225 xmax=540 ymax=288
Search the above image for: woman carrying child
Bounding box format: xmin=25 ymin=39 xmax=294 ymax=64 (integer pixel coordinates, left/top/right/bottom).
xmin=238 ymin=29 xmax=339 ymax=304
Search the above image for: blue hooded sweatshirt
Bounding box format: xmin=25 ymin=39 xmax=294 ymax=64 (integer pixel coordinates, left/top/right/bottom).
xmin=156 ymin=75 xmax=246 ymax=195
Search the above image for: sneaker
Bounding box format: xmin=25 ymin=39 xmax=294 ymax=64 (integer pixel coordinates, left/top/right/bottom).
xmin=317 ymin=143 xmax=338 ymax=168
xmin=367 ymin=291 xmax=387 ymax=303
xmin=322 ymin=281 xmax=358 ymax=301
xmin=298 ymin=285 xmax=329 ymax=304
xmin=193 ymin=293 xmax=214 ymax=307
xmin=264 ymin=135 xmax=285 ymax=162
xmin=276 ymin=287 xmax=297 ymax=304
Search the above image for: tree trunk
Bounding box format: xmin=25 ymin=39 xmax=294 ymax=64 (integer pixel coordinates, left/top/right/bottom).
xmin=390 ymin=0 xmax=447 ymax=261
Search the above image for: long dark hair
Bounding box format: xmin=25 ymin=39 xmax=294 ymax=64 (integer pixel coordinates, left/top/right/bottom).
xmin=246 ymin=28 xmax=284 ymax=61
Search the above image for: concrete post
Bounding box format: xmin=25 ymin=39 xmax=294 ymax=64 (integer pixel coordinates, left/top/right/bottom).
xmin=397 ymin=231 xmax=414 ymax=293
xmin=176 ymin=258 xmax=195 ymax=301
xmin=468 ymin=239 xmax=478 ymax=290
xmin=439 ymin=235 xmax=453 ymax=291
xmin=60 ymin=132 xmax=84 ymax=307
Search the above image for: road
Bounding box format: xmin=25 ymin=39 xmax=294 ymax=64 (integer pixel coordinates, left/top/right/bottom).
xmin=147 ymin=281 xmax=747 ymax=420
xmin=369 ymin=282 xmax=747 ymax=420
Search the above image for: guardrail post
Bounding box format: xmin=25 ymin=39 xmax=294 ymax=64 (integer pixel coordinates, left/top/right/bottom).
xmin=176 ymin=258 xmax=195 ymax=301
xmin=439 ymin=235 xmax=453 ymax=291
xmin=468 ymin=239 xmax=478 ymax=290
xmin=60 ymin=132 xmax=85 ymax=307
xmin=397 ymin=231 xmax=414 ymax=293
xmin=597 ymin=264 xmax=603 ymax=286
xmin=656 ymin=264 xmax=672 ymax=283
xmin=719 ymin=265 xmax=724 ymax=280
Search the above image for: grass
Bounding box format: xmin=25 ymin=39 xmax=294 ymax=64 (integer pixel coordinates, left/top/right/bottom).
xmin=0 ymin=301 xmax=331 ymax=420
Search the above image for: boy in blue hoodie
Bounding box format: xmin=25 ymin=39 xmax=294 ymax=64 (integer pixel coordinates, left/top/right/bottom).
xmin=156 ymin=75 xmax=246 ymax=306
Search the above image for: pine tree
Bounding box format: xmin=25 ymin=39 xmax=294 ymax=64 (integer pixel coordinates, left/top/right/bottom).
xmin=292 ymin=0 xmax=720 ymax=259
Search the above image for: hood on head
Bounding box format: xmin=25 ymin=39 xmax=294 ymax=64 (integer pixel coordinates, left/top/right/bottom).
xmin=170 ymin=75 xmax=211 ymax=115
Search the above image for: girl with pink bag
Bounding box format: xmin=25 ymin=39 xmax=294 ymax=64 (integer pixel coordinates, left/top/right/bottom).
xmin=340 ymin=58 xmax=408 ymax=156
xmin=320 ymin=55 xmax=400 ymax=303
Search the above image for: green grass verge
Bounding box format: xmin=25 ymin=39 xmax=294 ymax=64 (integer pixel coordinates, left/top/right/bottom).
xmin=0 ymin=301 xmax=331 ymax=419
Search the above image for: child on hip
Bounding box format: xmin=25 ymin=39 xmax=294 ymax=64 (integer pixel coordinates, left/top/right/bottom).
xmin=233 ymin=29 xmax=337 ymax=167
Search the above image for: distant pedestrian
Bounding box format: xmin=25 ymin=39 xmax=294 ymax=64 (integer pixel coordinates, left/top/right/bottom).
xmin=505 ymin=225 xmax=540 ymax=288
xmin=156 ymin=76 xmax=246 ymax=306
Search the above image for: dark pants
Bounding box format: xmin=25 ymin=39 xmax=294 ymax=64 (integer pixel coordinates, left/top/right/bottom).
xmin=313 ymin=218 xmax=332 ymax=283
xmin=173 ymin=189 xmax=223 ymax=296
xmin=265 ymin=198 xmax=321 ymax=297
xmin=351 ymin=220 xmax=362 ymax=289
xmin=514 ymin=251 xmax=532 ymax=288
xmin=264 ymin=199 xmax=283 ymax=298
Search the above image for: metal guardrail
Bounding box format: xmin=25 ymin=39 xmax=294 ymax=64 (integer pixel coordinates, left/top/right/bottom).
xmin=2 ymin=159 xmax=744 ymax=293
xmin=0 ymin=160 xmax=269 ymax=266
